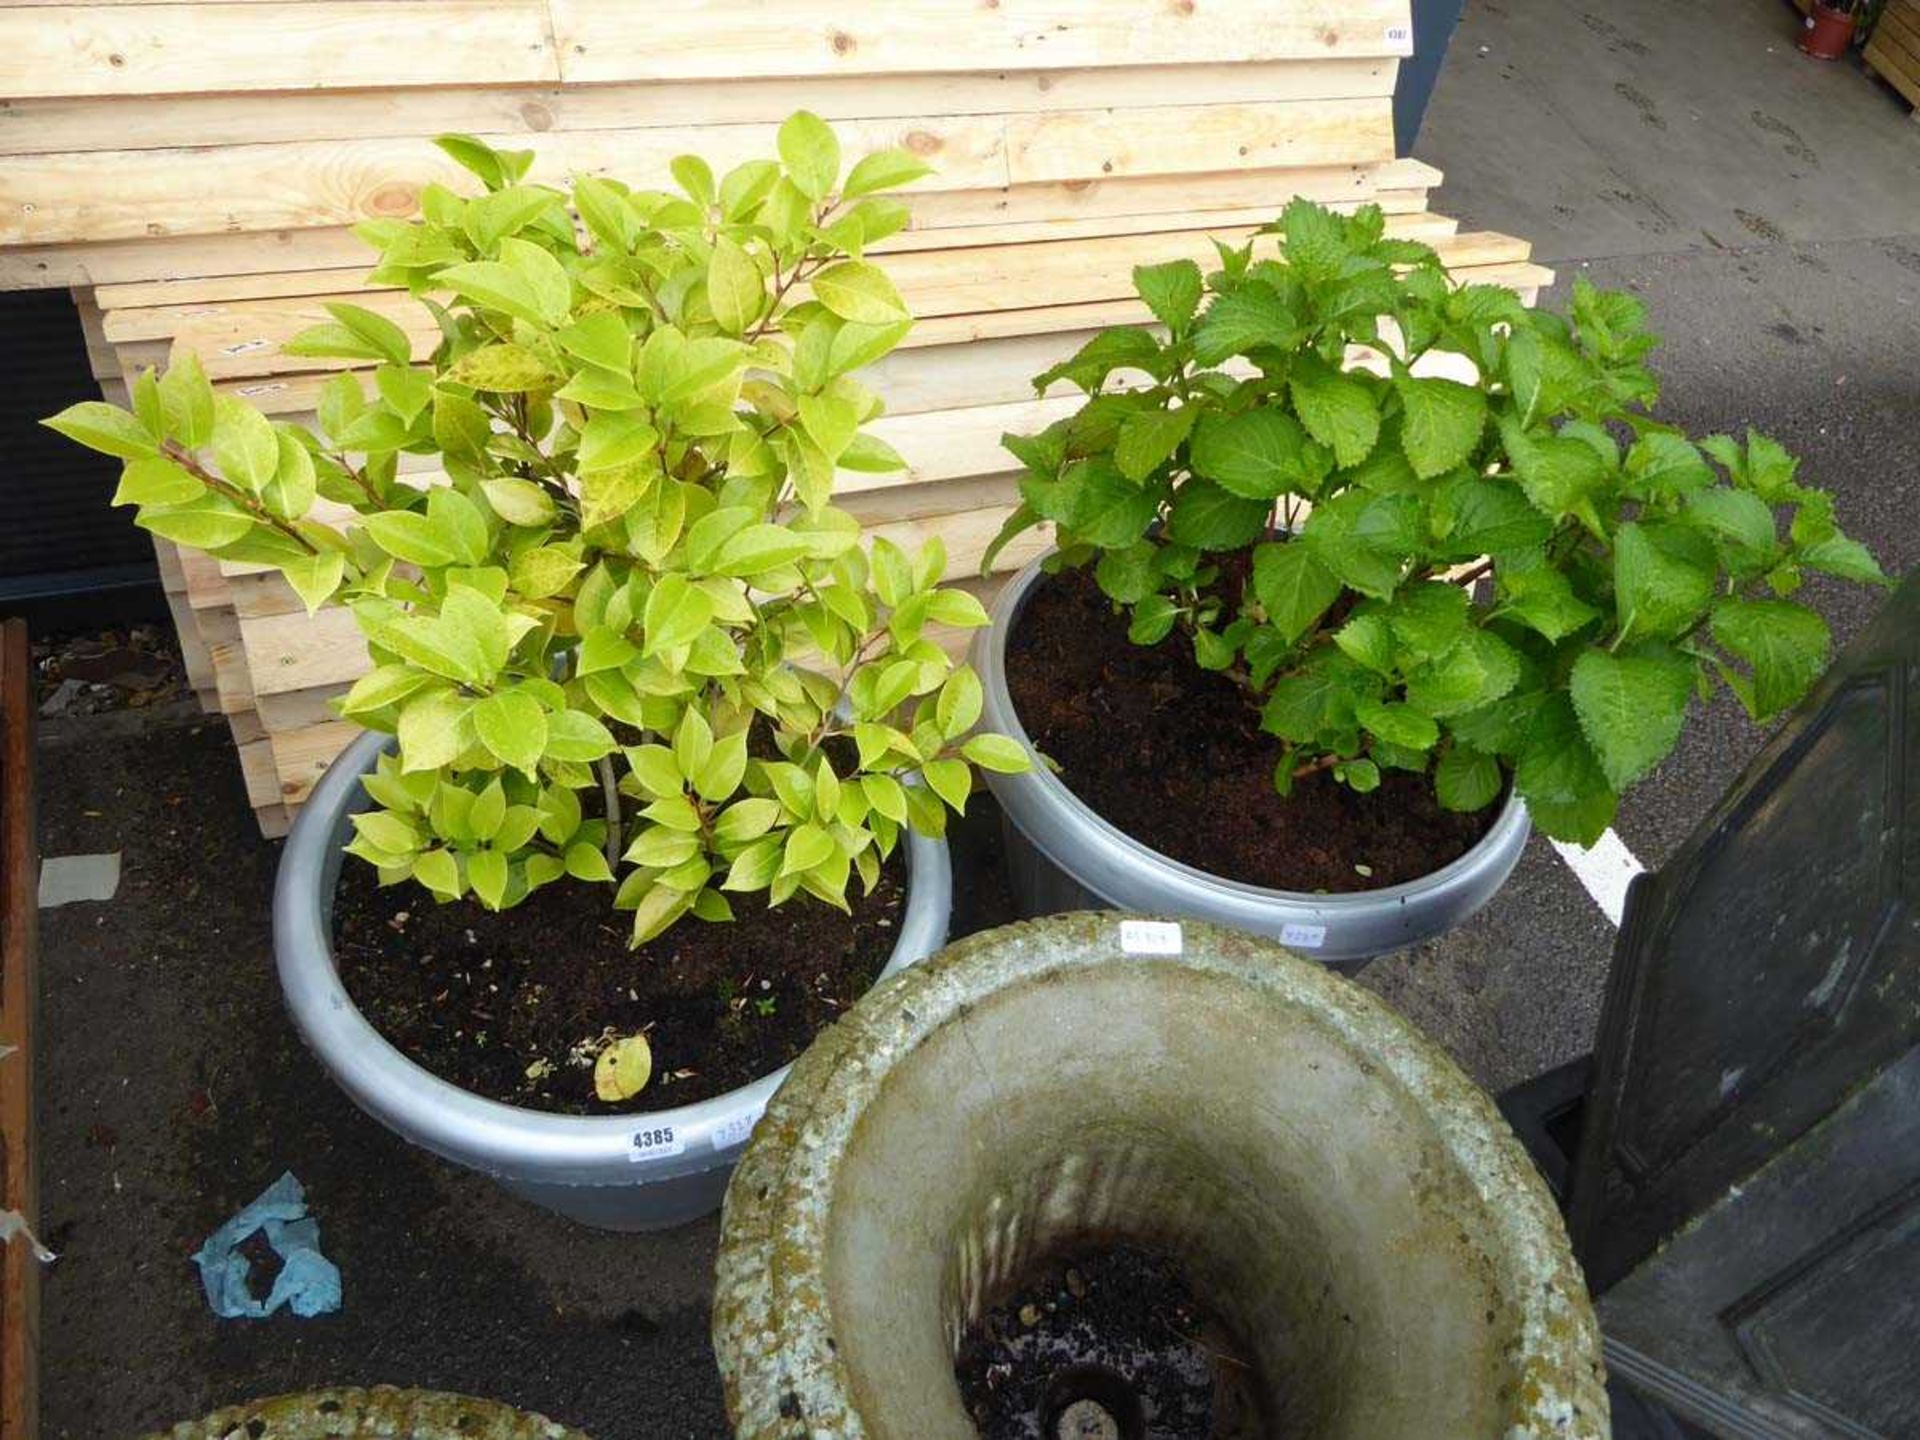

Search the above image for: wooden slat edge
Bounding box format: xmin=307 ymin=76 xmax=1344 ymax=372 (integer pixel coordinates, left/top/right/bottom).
xmin=0 ymin=618 xmax=40 ymax=1440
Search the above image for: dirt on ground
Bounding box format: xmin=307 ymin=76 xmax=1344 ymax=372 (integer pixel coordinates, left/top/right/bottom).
xmin=32 ymin=623 xmax=186 ymax=717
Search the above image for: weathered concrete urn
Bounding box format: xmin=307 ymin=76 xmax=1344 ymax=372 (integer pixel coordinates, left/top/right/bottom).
xmin=138 ymin=1386 xmax=590 ymax=1438
xmin=713 ymin=915 xmax=1607 ymax=1439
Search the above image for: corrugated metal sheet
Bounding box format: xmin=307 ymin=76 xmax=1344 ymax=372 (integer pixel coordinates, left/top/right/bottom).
xmin=0 ymin=290 xmax=152 ymax=583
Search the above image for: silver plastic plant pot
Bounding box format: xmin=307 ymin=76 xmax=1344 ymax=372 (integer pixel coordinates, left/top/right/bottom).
xmin=273 ymin=728 xmax=951 ymax=1232
xmin=140 ymin=1386 xmax=591 ymax=1439
xmin=972 ymin=554 xmax=1531 ymax=964
xmin=713 ymin=914 xmax=1609 ymax=1439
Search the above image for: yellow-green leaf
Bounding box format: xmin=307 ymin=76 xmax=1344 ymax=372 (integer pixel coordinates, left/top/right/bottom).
xmin=812 ymin=261 xmax=909 ymax=325
xmin=594 ymin=1033 xmax=653 ymax=1101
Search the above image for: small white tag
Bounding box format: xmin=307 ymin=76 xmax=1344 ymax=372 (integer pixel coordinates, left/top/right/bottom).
xmin=628 ymin=1122 xmax=684 ymax=1163
xmin=1118 ymin=920 xmax=1183 ymax=956
xmin=710 ymin=1106 xmax=763 ymax=1153
xmin=1280 ymin=922 xmax=1328 ymax=950
xmin=1385 ymin=24 xmax=1411 ymax=44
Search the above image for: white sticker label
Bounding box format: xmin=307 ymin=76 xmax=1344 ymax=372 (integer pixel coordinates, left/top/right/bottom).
xmin=710 ymin=1106 xmax=764 ymax=1153
xmin=1385 ymin=24 xmax=1411 ymax=44
xmin=628 ymin=1122 xmax=685 ymax=1163
xmin=1119 ymin=920 xmax=1184 ymax=955
xmin=1280 ymin=922 xmax=1328 ymax=950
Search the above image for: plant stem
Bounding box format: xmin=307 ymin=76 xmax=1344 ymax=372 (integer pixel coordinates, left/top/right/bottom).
xmin=329 ymin=454 xmax=386 ymax=510
xmin=746 ymin=256 xmax=822 ymax=345
xmin=162 ymin=440 xmax=320 ymax=555
xmin=746 ymin=203 xmax=838 ymax=346
xmin=596 ymin=755 xmax=622 ymax=870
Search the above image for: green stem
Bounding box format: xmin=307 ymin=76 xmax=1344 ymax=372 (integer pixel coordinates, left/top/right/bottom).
xmin=329 ymin=454 xmax=386 ymax=511
xmin=596 ymin=755 xmax=623 ymax=870
xmin=162 ymin=441 xmax=320 ymax=555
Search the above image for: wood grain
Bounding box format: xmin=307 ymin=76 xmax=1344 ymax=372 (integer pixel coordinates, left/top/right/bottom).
xmin=1 ymin=100 xmax=1414 ymax=248
xmin=0 ymin=58 xmax=1399 ymax=156
xmin=0 ymin=113 xmax=1009 ymax=245
xmin=549 ymin=0 xmax=1413 ymax=82
xmin=1005 ymin=97 xmax=1393 ymax=184
xmin=107 ymin=226 xmax=1526 ymax=373
xmin=0 ymin=159 xmax=1443 ymax=288
xmin=0 ymin=2 xmax=558 ymax=100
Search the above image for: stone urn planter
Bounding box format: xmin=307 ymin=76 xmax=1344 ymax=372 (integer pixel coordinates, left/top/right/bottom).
xmin=713 ymin=914 xmax=1607 ymax=1438
xmin=139 ymin=1386 xmax=589 ymax=1438
xmin=273 ymin=730 xmax=951 ymax=1232
xmin=971 ymin=556 xmax=1531 ymax=964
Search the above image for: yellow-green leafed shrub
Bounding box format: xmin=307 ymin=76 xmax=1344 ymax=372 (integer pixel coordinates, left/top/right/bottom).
xmin=47 ymin=113 xmax=1027 ymax=944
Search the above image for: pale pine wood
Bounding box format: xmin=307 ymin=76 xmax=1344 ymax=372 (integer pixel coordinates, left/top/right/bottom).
xmin=114 ymin=246 xmax=1541 ymax=384
xmin=265 ymin=720 xmax=358 ymax=807
xmin=0 ymin=2 xmax=558 ymax=100
xmin=99 ymin=205 xmax=1463 ymax=332
xmin=1005 ymin=97 xmax=1392 ymax=184
xmin=197 ymin=608 xmax=258 ymax=716
xmin=549 ymin=0 xmax=1412 ymax=83
xmin=0 ymin=160 xmax=1442 ymax=289
xmin=163 ymin=589 xmax=220 ymax=707
xmin=93 ymin=204 xmax=1460 ymax=312
xmin=116 ymin=225 xmax=1526 ymax=378
xmin=877 ymin=222 xmax=1503 ymax=321
xmin=0 ymin=114 xmax=1010 ymax=246
xmin=867 ymin=397 xmax=1079 ymax=488
xmin=874 ymin=159 xmax=1431 ymax=232
xmin=2 ymin=97 xmax=1411 ymax=247
xmin=0 ymin=58 xmax=1399 ymax=157
xmin=68 ymin=288 xmax=118 ymax=379
xmin=173 ymin=545 xmax=234 ymax=613
xmin=0 ymin=226 xmax=372 ymax=291
xmin=255 ymin=684 xmax=347 ymax=734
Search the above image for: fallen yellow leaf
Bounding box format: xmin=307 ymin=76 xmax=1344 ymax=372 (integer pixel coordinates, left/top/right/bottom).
xmin=594 ymin=1032 xmax=653 ymax=1102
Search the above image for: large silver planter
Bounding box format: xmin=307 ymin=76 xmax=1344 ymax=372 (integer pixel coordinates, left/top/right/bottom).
xmin=273 ymin=729 xmax=951 ymax=1232
xmin=713 ymin=914 xmax=1608 ymax=1438
xmin=972 ymin=554 xmax=1530 ymax=963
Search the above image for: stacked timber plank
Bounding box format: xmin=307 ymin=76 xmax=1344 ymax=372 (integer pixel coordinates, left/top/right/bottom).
xmin=0 ymin=1 xmax=1552 ymax=836
xmin=1866 ymin=0 xmax=1920 ymax=119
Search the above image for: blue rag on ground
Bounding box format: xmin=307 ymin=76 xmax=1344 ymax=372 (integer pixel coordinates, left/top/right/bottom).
xmin=191 ymin=1170 xmax=342 ymax=1319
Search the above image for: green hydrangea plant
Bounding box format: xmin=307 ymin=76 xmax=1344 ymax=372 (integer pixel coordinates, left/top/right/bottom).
xmin=48 ymin=113 xmax=1026 ymax=946
xmin=989 ymin=200 xmax=1886 ymax=844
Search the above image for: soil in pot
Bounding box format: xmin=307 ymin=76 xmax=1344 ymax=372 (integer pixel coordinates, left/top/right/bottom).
xmin=331 ymin=850 xmax=906 ymax=1115
xmin=1006 ymin=568 xmax=1498 ymax=893
xmin=953 ymin=1243 xmax=1262 ymax=1439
